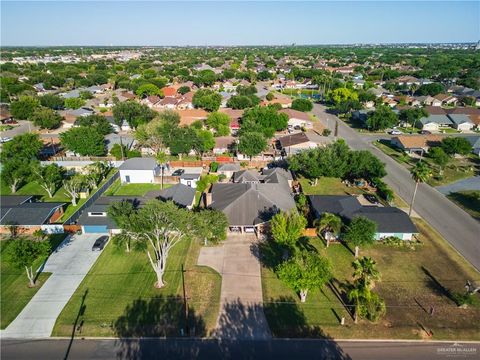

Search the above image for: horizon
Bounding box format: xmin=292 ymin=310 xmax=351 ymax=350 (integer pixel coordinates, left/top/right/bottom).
xmin=1 ymin=1 xmax=479 ymax=46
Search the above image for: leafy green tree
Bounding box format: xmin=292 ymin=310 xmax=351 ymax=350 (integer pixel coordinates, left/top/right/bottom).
xmin=276 ymin=252 xmax=332 ymax=302
xmin=366 ymin=105 xmax=398 ymax=131
xmin=399 ymin=108 xmax=428 ymax=128
xmin=417 ymin=83 xmax=444 ymax=96
xmin=64 ymin=97 xmax=85 ymax=110
xmin=428 ymin=146 xmax=450 ymax=171
xmin=236 ymin=85 xmax=257 ymax=96
xmin=345 ymin=216 xmax=377 ymax=258
xmin=63 ymin=175 xmax=85 ymax=206
xmin=75 ymin=114 xmax=113 ymax=135
xmin=409 ymin=162 xmax=432 ymax=216
xmin=440 ymin=137 xmax=473 ymax=156
xmin=135 ymin=83 xmax=162 ymax=98
xmin=241 ymin=106 xmax=288 ymax=138
xmin=10 ymin=96 xmax=40 ymax=119
xmin=60 ymin=127 xmax=106 ymax=156
xmin=29 ymin=107 xmax=62 ymax=129
xmin=192 ymin=89 xmax=222 ymax=112
xmin=238 ymin=132 xmax=267 ymax=159
xmin=33 ymin=164 xmax=64 ymax=198
xmin=348 ymin=150 xmax=386 ymax=180
xmin=352 ymin=256 xmax=380 ymax=289
xmin=328 ymin=87 xmax=358 ymax=106
xmin=108 ymin=200 xmax=136 ymax=252
xmin=194 ymin=129 xmax=215 ymax=155
xmin=168 ymin=127 xmax=198 ymax=157
xmin=39 ymin=93 xmax=64 ymax=110
xmin=2 ymin=157 xmax=34 ymax=193
xmin=195 ymin=70 xmax=217 ymax=87
xmin=0 ymin=133 xmax=43 ymax=161
xmin=177 ymin=86 xmax=191 ymax=95
xmin=206 ymin=112 xmax=230 ymax=136
xmin=226 ymin=95 xmax=260 ymax=109
xmin=194 ymin=209 xmax=229 ymax=245
xmin=270 ymin=211 xmax=307 ymax=254
xmin=6 ymin=239 xmax=51 ymax=286
xmin=266 ymin=92 xmax=275 ymax=101
xmin=291 ymin=98 xmax=313 ymax=112
xmin=79 ymin=90 xmax=93 ymax=100
xmin=112 ymin=101 xmax=156 ymax=128
xmin=314 ymin=212 xmax=342 ymax=247
xmin=110 ymin=143 xmax=128 ymax=160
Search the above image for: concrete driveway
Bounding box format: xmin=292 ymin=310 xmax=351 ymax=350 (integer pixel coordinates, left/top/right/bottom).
xmin=1 ymin=234 xmax=105 ymax=339
xmin=198 ymin=234 xmax=271 ymax=340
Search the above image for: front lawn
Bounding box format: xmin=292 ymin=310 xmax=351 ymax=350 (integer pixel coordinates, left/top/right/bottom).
xmin=52 ymin=236 xmax=221 ymax=337
xmin=298 ymin=177 xmax=364 ymax=196
xmin=447 ymin=190 xmax=480 ymax=221
xmin=0 ymin=234 xmax=67 ymax=329
xmin=261 ymin=219 xmax=480 ymax=340
xmin=104 ymin=180 xmax=171 ymax=196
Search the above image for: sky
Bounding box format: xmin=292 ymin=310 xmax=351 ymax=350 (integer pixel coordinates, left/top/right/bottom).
xmin=1 ymin=1 xmax=479 ymax=46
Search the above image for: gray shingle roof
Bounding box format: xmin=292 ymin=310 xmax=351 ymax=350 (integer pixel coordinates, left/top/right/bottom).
xmin=0 ymin=202 xmax=65 ymax=226
xmin=210 ymin=183 xmax=295 ymax=226
xmin=233 ymin=170 xmax=261 ymax=183
xmin=156 ymin=184 xmax=196 ymax=208
xmin=419 ymin=115 xmax=452 ymax=125
xmin=180 ymin=173 xmax=200 ymax=180
xmin=218 ymin=163 xmax=241 ymax=172
xmin=0 ymin=195 xmax=34 ymax=207
xmin=119 ymin=157 xmax=157 ymax=171
xmin=308 ymin=195 xmax=418 ymax=234
xmin=447 ymin=114 xmax=473 ymax=125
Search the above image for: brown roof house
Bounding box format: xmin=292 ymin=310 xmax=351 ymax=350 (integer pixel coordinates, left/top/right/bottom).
xmin=390 ymin=135 xmax=442 ymax=154
xmin=277 ymin=132 xmax=318 ymax=155
xmin=280 ymin=109 xmax=313 ymax=129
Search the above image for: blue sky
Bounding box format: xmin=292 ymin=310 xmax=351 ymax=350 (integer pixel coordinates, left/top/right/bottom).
xmin=1 ymin=1 xmax=479 ymax=46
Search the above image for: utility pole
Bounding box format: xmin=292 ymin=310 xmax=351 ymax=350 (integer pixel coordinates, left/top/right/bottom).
xmin=119 ymin=135 xmax=125 ymax=161
xmin=181 ymin=264 xmax=189 ymax=336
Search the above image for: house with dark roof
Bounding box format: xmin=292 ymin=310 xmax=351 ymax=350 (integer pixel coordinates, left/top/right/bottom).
xmin=447 ymin=114 xmax=474 ymax=131
xmin=277 ymin=132 xmax=317 ymax=155
xmin=217 ymin=163 xmax=241 ymax=179
xmin=118 ymin=157 xmax=159 ymax=183
xmin=418 ymin=114 xmax=453 ymax=131
xmin=308 ymin=195 xmax=418 ymax=241
xmin=156 ymin=184 xmax=196 ymax=209
xmin=0 ymin=196 xmax=65 ymax=235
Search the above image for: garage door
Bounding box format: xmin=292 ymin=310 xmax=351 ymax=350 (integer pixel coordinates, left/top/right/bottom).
xmin=83 ymin=225 xmax=109 ymax=234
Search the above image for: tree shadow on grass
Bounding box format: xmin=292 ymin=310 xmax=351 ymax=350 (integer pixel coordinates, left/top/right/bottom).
xmin=421 ymin=266 xmax=457 ymax=304
xmin=250 ymin=239 xmax=284 ymax=270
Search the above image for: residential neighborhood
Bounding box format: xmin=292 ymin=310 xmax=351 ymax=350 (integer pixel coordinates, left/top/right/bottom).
xmin=1 ymin=1 xmax=479 ymax=359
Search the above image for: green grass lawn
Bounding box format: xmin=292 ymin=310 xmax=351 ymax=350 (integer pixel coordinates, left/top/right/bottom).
xmin=298 ymin=177 xmax=364 ymax=196
xmin=0 ymin=234 xmax=67 ymax=329
xmin=104 ymin=180 xmax=171 ymax=196
xmin=52 ymin=236 xmax=221 ymax=337
xmin=374 ymin=140 xmax=479 ymax=187
xmin=261 ymin=220 xmax=480 ymax=340
xmin=447 ymin=191 xmax=480 ymax=221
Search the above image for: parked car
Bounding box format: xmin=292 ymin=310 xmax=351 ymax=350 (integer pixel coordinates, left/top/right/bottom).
xmin=389 ymin=130 xmax=402 ymax=135
xmin=0 ymin=137 xmax=12 ymax=143
xmin=364 ymin=194 xmax=379 ymax=205
xmin=420 ymin=130 xmax=432 ymax=135
xmin=172 ymin=169 xmax=185 ymax=176
xmin=92 ymin=236 xmax=109 ymax=251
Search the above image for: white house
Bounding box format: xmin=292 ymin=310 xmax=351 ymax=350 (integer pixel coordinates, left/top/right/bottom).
xmin=118 ymin=158 xmax=159 ymax=184
xmin=180 ymin=173 xmax=200 ymax=188
xmin=448 ymin=114 xmax=474 ymax=132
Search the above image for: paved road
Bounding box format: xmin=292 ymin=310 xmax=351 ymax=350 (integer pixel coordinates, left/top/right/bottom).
xmin=312 ymin=104 xmax=480 ymax=272
xmin=198 ymin=234 xmax=271 ymax=340
xmin=0 ymin=234 xmax=104 ymax=339
xmin=2 ymin=338 xmax=479 ymax=360
xmin=436 ymin=176 xmax=480 ymax=195
xmin=0 ymin=120 xmax=38 ymax=138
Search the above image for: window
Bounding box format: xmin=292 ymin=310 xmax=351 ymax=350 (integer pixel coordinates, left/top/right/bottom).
xmin=89 ymin=212 xmax=106 ymax=217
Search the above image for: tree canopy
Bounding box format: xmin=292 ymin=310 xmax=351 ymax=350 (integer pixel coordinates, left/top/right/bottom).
xmin=60 ymin=127 xmax=106 ymax=156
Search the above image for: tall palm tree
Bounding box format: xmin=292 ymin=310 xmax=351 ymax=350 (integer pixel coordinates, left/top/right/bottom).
xmin=347 ymin=280 xmax=369 ymax=324
xmin=314 ymin=212 xmax=342 ymax=247
xmin=352 ymin=257 xmax=380 ymax=289
xmin=409 ymin=162 xmax=432 ymax=216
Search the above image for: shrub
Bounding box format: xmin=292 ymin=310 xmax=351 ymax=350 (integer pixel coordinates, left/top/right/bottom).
xmin=322 ymin=129 xmax=332 ymax=136
xmin=210 ymin=161 xmax=219 ymax=172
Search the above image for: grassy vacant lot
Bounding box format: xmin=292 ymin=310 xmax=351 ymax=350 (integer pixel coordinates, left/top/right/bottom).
xmin=0 ymin=234 xmax=66 ymax=329
xmin=261 ymin=219 xmax=480 ymax=340
xmin=0 ymin=169 xmax=117 ymax=222
xmin=374 ymin=140 xmax=479 ymax=187
xmin=104 ymin=180 xmax=171 ymax=196
xmin=52 ymin=237 xmax=221 ymax=337
xmin=298 ymin=177 xmax=364 ymax=196
xmin=447 ymin=191 xmax=480 ymax=221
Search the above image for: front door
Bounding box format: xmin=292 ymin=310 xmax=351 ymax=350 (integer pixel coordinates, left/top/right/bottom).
xmin=125 ymin=175 xmax=130 ymax=183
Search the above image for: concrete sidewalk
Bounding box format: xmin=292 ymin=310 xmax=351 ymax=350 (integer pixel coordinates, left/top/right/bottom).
xmin=1 ymin=234 xmax=104 ymax=339
xmin=198 ymin=234 xmax=271 ymax=340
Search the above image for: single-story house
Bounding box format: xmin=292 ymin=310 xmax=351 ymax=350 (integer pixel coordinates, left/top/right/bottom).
xmin=233 ymin=168 xmax=293 ymax=187
xmin=466 ymin=136 xmax=480 ymax=156
xmin=217 ymin=163 xmax=241 ymax=179
xmin=418 ymin=114 xmax=453 ymax=131
xmin=180 ymin=173 xmax=200 ymax=188
xmin=219 ymin=108 xmax=243 ymax=134
xmin=447 ymin=114 xmax=474 ymax=131
xmin=261 ymin=97 xmax=292 ymax=108
xmin=390 ymin=135 xmax=442 ymax=154
xmin=447 ymin=107 xmax=480 ymax=129
xmin=208 ymin=181 xmax=295 ymax=234
xmin=156 ymin=183 xmax=196 ymax=209
xmin=0 ymin=195 xmax=65 ymax=235
xmin=279 ymin=109 xmax=313 ymax=129
xmin=176 ymin=109 xmax=208 ymax=127
xmin=308 ymin=195 xmax=418 ymax=241
xmin=433 ymin=94 xmax=458 ymax=107
xmin=78 ymin=194 xmax=155 ymax=234
xmin=213 ymin=136 xmax=236 ymax=155
xmin=118 ymin=157 xmax=159 ymax=183
xmin=277 ymin=132 xmax=317 ymax=155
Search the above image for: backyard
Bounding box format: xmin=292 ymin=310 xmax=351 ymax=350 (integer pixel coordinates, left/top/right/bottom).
xmin=261 ymin=219 xmax=480 ymax=340
xmin=374 ymin=140 xmax=479 ymax=187
xmin=52 ymin=235 xmax=221 ymax=337
xmin=0 ymin=234 xmax=67 ymax=329
xmin=103 ymin=180 xmax=171 ymax=196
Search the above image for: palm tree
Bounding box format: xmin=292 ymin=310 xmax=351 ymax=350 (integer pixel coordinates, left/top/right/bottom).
xmin=314 ymin=212 xmax=342 ymax=247
xmin=352 ymin=257 xmax=380 ymax=289
xmin=409 ymin=162 xmax=432 ymax=216
xmin=347 ymin=280 xmax=369 ymax=324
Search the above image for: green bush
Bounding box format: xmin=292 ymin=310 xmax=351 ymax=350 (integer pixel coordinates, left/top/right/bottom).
xmin=210 ymin=161 xmax=219 ymax=172
xmin=196 ymin=174 xmax=219 ymax=193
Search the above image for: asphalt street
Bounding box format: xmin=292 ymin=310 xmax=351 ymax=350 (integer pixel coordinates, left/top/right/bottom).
xmin=312 ymin=104 xmax=480 ymax=272
xmin=2 ymin=338 xmax=479 ymax=360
